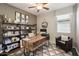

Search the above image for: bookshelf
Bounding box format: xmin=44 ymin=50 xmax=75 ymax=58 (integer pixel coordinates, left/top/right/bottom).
xmin=2 ymin=22 xmax=21 ymax=53
xmin=0 ymin=15 xmax=37 ymax=55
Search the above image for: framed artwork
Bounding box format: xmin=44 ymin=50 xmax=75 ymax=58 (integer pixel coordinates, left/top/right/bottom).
xmin=21 ymin=14 xmax=25 ymax=24
xmin=15 ymin=12 xmax=21 ymax=23
xmin=26 ymin=15 xmax=29 ymax=20
xmin=25 ymin=15 xmax=29 ymax=24
xmin=21 ymin=14 xmax=25 ymax=20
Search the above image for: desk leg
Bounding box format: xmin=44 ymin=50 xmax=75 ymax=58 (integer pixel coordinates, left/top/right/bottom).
xmin=23 ymin=47 xmax=26 ymax=56
xmin=24 ymin=51 xmax=30 ymax=56
xmin=26 ymin=52 xmax=30 ymax=56
xmin=33 ymin=50 xmax=37 ymax=56
xmin=23 ymin=48 xmax=30 ymax=56
xmin=42 ymin=46 xmax=43 ymax=56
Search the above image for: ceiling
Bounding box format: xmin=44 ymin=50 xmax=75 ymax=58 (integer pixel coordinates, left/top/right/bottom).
xmin=8 ymin=3 xmax=75 ymax=16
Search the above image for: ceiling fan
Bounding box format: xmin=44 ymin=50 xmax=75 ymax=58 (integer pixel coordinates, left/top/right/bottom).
xmin=28 ymin=3 xmax=49 ymax=12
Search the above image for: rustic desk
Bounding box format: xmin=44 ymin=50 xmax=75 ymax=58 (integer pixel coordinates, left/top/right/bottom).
xmin=22 ymin=35 xmax=48 ymax=55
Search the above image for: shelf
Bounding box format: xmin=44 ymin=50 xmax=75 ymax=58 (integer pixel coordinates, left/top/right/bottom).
xmin=21 ymin=29 xmax=27 ymax=31
xmin=3 ymin=29 xmax=20 ymax=31
xmin=27 ymin=24 xmax=37 ymax=26
xmin=2 ymin=47 xmax=21 ymax=55
xmin=3 ymin=22 xmax=27 ymax=26
xmin=21 ymin=33 xmax=27 ymax=35
xmin=3 ymin=29 xmax=36 ymax=31
xmin=31 ymin=29 xmax=37 ymax=30
xmin=3 ymin=23 xmax=20 ymax=25
xmin=7 ymin=47 xmax=21 ymax=55
xmin=4 ymin=41 xmax=20 ymax=45
xmin=3 ymin=35 xmax=20 ymax=38
xmin=19 ymin=23 xmax=26 ymax=25
xmin=21 ymin=34 xmax=27 ymax=35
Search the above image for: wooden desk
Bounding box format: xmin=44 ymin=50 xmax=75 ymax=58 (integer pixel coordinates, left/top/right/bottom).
xmin=22 ymin=35 xmax=48 ymax=53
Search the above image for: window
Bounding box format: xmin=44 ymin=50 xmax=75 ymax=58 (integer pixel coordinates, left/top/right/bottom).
xmin=56 ymin=13 xmax=71 ymax=33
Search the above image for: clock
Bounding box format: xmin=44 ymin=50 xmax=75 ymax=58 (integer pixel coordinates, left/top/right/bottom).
xmin=42 ymin=21 xmax=48 ymax=28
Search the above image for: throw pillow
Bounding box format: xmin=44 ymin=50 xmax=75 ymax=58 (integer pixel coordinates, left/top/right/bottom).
xmin=61 ymin=35 xmax=68 ymax=41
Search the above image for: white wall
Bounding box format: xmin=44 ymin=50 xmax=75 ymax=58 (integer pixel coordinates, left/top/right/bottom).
xmin=37 ymin=6 xmax=76 ymax=45
xmin=76 ymin=4 xmax=79 ymax=52
xmin=37 ymin=11 xmax=57 ymax=44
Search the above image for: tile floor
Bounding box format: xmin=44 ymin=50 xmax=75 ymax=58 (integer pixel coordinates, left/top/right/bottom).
xmin=9 ymin=44 xmax=72 ymax=56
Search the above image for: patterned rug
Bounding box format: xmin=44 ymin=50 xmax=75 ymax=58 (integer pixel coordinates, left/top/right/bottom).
xmin=9 ymin=44 xmax=72 ymax=56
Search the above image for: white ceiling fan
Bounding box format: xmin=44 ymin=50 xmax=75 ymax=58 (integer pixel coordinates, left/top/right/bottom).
xmin=28 ymin=3 xmax=49 ymax=12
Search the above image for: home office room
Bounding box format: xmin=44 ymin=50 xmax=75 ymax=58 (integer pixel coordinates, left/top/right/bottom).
xmin=0 ymin=0 xmax=79 ymax=57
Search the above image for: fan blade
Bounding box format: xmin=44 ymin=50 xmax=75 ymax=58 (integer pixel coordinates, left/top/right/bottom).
xmin=43 ymin=7 xmax=49 ymax=10
xmin=43 ymin=3 xmax=48 ymax=5
xmin=28 ymin=6 xmax=36 ymax=8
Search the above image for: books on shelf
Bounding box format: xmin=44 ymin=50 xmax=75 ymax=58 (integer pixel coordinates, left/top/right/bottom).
xmin=5 ymin=43 xmax=19 ymax=52
xmin=3 ymin=37 xmax=11 ymax=44
xmin=0 ymin=44 xmax=3 ymax=53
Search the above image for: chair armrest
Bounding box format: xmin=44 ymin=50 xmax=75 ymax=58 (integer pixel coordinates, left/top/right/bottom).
xmin=56 ymin=36 xmax=61 ymax=41
xmin=65 ymin=38 xmax=72 ymax=46
xmin=65 ymin=38 xmax=72 ymax=43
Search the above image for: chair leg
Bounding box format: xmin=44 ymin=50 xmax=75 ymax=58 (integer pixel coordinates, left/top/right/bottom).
xmin=23 ymin=48 xmax=26 ymax=56
xmin=23 ymin=48 xmax=30 ymax=56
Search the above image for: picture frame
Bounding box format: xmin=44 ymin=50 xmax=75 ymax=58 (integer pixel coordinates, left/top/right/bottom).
xmin=25 ymin=15 xmax=29 ymax=24
xmin=21 ymin=13 xmax=25 ymax=24
xmin=15 ymin=12 xmax=21 ymax=23
xmin=21 ymin=13 xmax=25 ymax=20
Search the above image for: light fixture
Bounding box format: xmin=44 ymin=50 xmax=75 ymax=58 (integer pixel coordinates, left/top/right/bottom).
xmin=28 ymin=3 xmax=49 ymax=12
xmin=37 ymin=5 xmax=42 ymax=9
xmin=36 ymin=3 xmax=42 ymax=9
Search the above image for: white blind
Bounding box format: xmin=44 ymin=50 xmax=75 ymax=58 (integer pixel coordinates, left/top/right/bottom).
xmin=56 ymin=13 xmax=71 ymax=33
